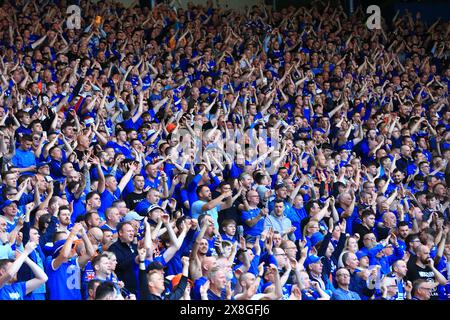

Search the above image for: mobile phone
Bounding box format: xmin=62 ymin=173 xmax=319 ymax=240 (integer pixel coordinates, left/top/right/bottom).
xmin=236 ymin=225 xmax=244 ymax=238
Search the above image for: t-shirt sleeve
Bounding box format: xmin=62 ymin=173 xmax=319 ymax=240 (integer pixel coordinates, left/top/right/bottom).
xmin=242 ymin=211 xmax=252 ymax=221
xmin=191 ymin=201 xmax=204 ymax=219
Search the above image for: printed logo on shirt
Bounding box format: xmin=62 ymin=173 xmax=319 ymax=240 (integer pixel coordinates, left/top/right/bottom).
xmin=8 ymin=292 xmax=21 ymax=300
xmin=66 ymin=265 xmax=81 ymax=290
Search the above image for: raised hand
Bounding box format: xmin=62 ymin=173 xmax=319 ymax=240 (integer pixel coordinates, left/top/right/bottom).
xmin=200 ymin=280 xmax=210 ymax=296
xmin=24 ymin=240 xmax=37 ymax=254
xmin=161 ymin=213 xmax=170 ymax=225
xmin=239 ymin=235 xmax=247 ymax=250
xmin=138 ymin=247 xmax=146 ymax=261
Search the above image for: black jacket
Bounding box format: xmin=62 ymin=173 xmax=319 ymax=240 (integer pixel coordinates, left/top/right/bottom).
xmin=318 ymin=231 xmax=346 ymax=279
xmin=108 ymin=239 xmax=138 ymax=294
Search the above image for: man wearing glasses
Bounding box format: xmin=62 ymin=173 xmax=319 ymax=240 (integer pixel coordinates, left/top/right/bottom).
xmin=411 ymin=279 xmax=438 ymax=300
xmin=331 ymin=268 xmax=361 ymax=300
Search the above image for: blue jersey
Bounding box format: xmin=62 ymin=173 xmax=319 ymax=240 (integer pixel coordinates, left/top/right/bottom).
xmin=99 ymin=189 xmax=121 ymax=214
xmin=0 ymin=282 xmax=26 ymax=300
xmin=46 ymin=257 xmax=82 ymax=300
xmin=242 ymin=208 xmax=264 ymax=236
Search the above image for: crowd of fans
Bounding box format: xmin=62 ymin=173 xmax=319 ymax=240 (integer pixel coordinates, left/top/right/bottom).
xmin=0 ymin=0 xmax=449 ymax=301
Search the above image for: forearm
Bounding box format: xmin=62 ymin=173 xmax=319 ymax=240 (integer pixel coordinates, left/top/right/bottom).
xmin=431 ymin=267 xmax=447 ymax=285
xmin=81 ymin=232 xmax=95 ymax=257
xmin=25 ymin=257 xmax=47 ymax=280
xmin=204 ymin=196 xmax=224 ymax=211
xmin=7 ymin=248 xmax=30 ymax=277
xmin=246 ymin=213 xmax=262 ymax=227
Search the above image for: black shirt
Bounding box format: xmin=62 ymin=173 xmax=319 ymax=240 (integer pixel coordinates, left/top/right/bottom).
xmin=125 ymin=191 xmax=148 ymax=210
xmin=108 ymin=239 xmax=138 ymax=294
xmin=352 ymin=223 xmax=373 ymax=248
xmin=213 ymin=190 xmax=243 ymax=227
xmin=406 ymin=256 xmax=439 ymax=300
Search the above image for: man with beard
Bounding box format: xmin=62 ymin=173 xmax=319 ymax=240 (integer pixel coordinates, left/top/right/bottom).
xmin=406 ymin=244 xmax=447 ymax=300
xmin=56 ymin=206 xmax=72 ymax=233
xmin=386 ymin=169 xmax=406 ymax=194
xmin=268 ymin=183 xmax=296 ymax=219
xmin=91 ymin=151 xmax=114 ymax=181
xmin=191 ymin=185 xmax=233 ymax=230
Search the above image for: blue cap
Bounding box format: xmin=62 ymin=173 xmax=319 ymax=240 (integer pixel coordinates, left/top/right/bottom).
xmin=356 ymin=250 xmax=368 ymax=260
xmin=37 ymin=161 xmax=50 ymax=169
xmin=123 ymin=211 xmax=145 ymax=222
xmin=0 ymin=200 xmax=18 ymax=211
xmin=310 ymin=231 xmax=325 ymax=247
xmin=304 ymin=255 xmax=321 ymax=268
xmin=43 ymin=240 xmax=76 ymax=258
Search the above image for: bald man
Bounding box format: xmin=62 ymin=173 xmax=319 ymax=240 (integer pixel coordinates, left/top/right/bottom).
xmin=376 ymin=211 xmax=397 ymax=240
xmin=406 ymin=244 xmax=447 ymax=300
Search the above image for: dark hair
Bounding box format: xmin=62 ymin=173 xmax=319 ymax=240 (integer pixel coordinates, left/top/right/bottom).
xmin=57 ymin=206 xmax=70 ymax=215
xmin=361 ymin=209 xmax=376 ymax=219
xmin=85 ymin=211 xmax=99 ymax=226
xmin=86 ymin=191 xmax=100 ymax=202
xmin=116 ymin=221 xmax=133 ymax=233
xmin=274 ymin=199 xmax=284 ymax=205
xmin=218 ymin=181 xmax=231 ymax=189
xmin=425 ymin=193 xmax=436 ymax=201
xmin=38 ymin=213 xmax=52 ymax=233
xmin=398 ymin=221 xmax=409 ymax=228
xmin=0 ymin=259 xmax=15 ymax=270
xmin=91 ymin=253 xmax=109 ymax=270
xmin=88 ymin=279 xmax=102 ymax=295
xmin=304 ymin=200 xmax=319 ymax=215
xmin=405 ymin=233 xmax=420 ymax=251
xmin=95 ymin=281 xmax=117 ymax=300
xmin=21 ymin=134 xmax=33 ymax=142
xmin=61 ymin=121 xmax=74 ymax=132
xmin=196 ymin=185 xmax=209 ymax=196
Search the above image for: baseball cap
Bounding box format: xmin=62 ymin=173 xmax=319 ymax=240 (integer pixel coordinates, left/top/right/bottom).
xmin=123 ymin=211 xmax=144 ymax=222
xmin=356 ymin=250 xmax=368 ymax=260
xmin=274 ymin=183 xmax=286 ymax=191
xmin=37 ymin=161 xmax=50 ymax=169
xmin=46 ymin=239 xmax=76 ymax=258
xmin=310 ymin=231 xmax=325 ymax=247
xmin=0 ymin=200 xmax=18 ymax=211
xmin=304 ymin=255 xmax=321 ymax=268
xmin=147 ymin=204 xmax=164 ymax=214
